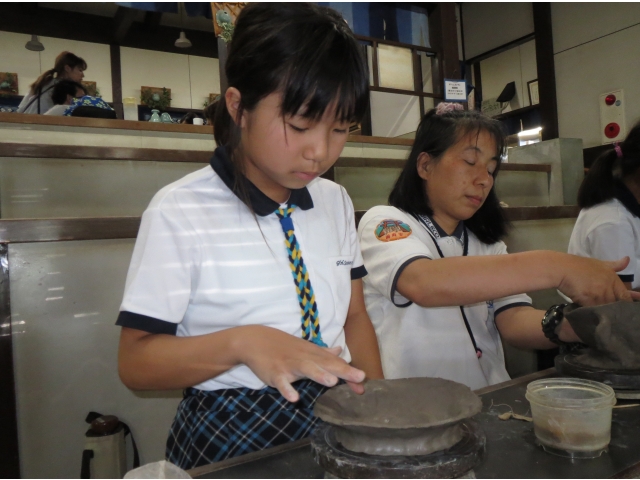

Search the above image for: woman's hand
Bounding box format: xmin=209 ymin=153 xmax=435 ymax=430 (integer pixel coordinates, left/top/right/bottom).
xmin=557 ymin=255 xmax=640 ymax=306
xmin=238 ymin=325 xmax=366 ymax=402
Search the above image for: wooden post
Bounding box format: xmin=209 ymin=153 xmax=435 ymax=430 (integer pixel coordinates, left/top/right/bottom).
xmin=533 ymin=3 xmax=559 ymax=140
xmin=109 ymin=44 xmax=124 ymax=119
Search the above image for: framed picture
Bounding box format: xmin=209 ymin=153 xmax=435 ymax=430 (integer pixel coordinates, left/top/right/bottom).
xmin=527 ymin=79 xmax=539 ymax=106
xmin=140 ymin=86 xmax=172 ymax=110
xmin=0 ymin=72 xmax=19 ymax=95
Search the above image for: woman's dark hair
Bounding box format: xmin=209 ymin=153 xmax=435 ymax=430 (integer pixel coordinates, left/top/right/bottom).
xmin=389 ymin=107 xmax=509 ymax=244
xmin=30 ymin=51 xmax=87 ymax=95
xmin=578 ymin=120 xmax=640 ymax=209
xmin=179 ymin=112 xmax=196 ymax=124
xmin=214 ymin=3 xmax=369 ymax=153
xmin=51 ymin=80 xmax=86 ymax=105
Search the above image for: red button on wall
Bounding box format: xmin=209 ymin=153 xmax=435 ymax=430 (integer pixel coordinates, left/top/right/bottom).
xmin=605 ymin=94 xmax=616 ymax=106
xmin=605 ymin=122 xmax=621 ymax=138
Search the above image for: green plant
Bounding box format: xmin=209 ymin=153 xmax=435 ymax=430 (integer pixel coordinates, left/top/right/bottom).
xmin=141 ymin=87 xmax=171 ymax=110
xmin=219 ymin=22 xmax=234 ymax=43
xmin=0 ymin=72 xmax=17 ymax=94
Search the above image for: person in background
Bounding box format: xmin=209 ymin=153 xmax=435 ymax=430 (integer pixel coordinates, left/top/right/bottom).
xmin=44 ymin=80 xmax=86 ymax=116
xmin=569 ymin=120 xmax=640 ymax=291
xmin=116 ymin=3 xmax=382 ymax=470
xmin=63 ymin=95 xmax=115 ymax=117
xmin=358 ymin=104 xmax=638 ymax=391
xmin=179 ymin=112 xmax=196 ymax=124
xmin=17 ymin=51 xmax=86 ymax=114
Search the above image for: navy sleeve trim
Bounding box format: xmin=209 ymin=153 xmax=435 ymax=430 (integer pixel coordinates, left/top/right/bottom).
xmin=618 ymin=274 xmax=634 ymax=283
xmin=351 ymin=265 xmax=367 ymax=280
xmin=116 ymin=311 xmax=178 ymax=335
xmin=494 ymin=301 xmax=534 ymax=318
xmin=391 ymin=255 xmax=431 ymax=308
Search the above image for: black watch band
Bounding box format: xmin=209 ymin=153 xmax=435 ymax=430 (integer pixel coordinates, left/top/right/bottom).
xmin=542 ymin=303 xmax=567 ymax=345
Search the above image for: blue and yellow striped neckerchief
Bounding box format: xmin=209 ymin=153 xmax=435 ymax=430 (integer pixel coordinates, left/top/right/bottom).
xmin=275 ymin=205 xmax=327 ymax=347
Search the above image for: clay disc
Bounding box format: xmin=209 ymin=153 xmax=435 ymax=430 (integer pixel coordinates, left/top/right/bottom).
xmin=314 ymin=378 xmax=482 ymax=456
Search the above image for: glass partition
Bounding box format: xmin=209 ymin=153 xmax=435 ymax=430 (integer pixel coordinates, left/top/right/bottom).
xmin=10 ymin=239 xmax=182 ymax=478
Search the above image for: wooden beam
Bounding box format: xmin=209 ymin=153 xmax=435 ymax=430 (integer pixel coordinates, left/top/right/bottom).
xmin=428 ymin=3 xmax=461 ymax=82
xmin=0 ymin=218 xmax=141 ymax=243
xmin=110 ymin=45 xmax=123 ymax=120
xmin=113 ymin=6 xmax=138 ymax=44
xmin=533 ymin=3 xmax=559 ymax=140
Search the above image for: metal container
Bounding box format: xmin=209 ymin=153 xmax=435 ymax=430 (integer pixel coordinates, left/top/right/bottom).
xmin=526 ymin=378 xmax=616 ymax=458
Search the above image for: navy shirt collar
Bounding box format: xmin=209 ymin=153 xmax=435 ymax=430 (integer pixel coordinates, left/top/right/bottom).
xmin=614 ymin=180 xmax=640 ymax=218
xmin=427 ymin=215 xmax=465 ymax=241
xmin=209 ymin=146 xmax=314 ymax=216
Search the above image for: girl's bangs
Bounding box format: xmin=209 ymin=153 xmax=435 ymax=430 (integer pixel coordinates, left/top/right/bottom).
xmin=278 ymin=31 xmax=368 ymax=124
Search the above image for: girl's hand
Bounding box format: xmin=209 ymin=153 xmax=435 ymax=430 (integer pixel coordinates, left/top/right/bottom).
xmin=237 ymin=325 xmax=366 ymax=402
xmin=558 ymin=256 xmax=640 ymax=306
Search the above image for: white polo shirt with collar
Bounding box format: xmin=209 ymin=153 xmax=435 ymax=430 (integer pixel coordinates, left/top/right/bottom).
xmin=117 ymin=147 xmax=366 ymax=391
xmin=358 ymin=205 xmax=532 ymax=391
xmin=569 ymin=196 xmax=640 ymax=288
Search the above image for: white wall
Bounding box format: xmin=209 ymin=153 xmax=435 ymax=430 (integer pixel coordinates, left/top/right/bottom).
xmin=370 ymin=91 xmax=434 ymax=138
xmin=0 ymin=32 xmax=42 ymax=96
xmin=480 ymin=40 xmax=537 ymax=110
xmin=462 ymin=3 xmax=534 ymax=59
xmin=552 ymin=3 xmax=640 ymax=147
xmin=121 ymin=47 xmax=219 ymax=110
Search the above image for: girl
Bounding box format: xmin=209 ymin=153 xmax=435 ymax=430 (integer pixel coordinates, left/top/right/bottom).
xmin=358 ymin=104 xmax=637 ymax=391
xmin=17 ymin=51 xmax=86 ymax=114
xmin=569 ymin=120 xmax=640 ymax=290
xmin=116 ymin=3 xmax=383 ymax=470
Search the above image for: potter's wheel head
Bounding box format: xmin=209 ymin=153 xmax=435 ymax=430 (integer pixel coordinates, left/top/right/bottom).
xmin=314 ymin=377 xmax=482 ymax=430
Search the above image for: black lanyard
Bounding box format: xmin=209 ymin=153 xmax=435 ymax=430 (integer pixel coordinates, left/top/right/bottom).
xmin=414 ymin=214 xmax=483 ymax=359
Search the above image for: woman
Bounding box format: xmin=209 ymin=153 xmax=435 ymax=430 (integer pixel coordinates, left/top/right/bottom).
xmin=568 ymin=121 xmax=640 ymax=290
xmin=17 ymin=51 xmax=86 ymax=114
xmin=358 ymin=104 xmax=637 ymax=390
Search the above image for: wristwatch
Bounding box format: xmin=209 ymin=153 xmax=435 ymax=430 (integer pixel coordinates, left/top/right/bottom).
xmin=541 ymin=304 xmax=568 ymax=345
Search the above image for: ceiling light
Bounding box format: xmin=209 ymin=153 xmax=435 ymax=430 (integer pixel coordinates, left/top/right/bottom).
xmin=175 ymin=31 xmax=192 ymax=48
xmin=25 ymin=35 xmax=44 ymax=52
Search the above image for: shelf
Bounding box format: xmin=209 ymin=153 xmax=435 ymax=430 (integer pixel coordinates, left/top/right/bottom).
xmin=493 ymin=104 xmax=539 ymax=121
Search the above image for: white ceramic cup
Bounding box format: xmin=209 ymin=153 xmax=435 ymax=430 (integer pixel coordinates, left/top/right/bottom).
xmin=192 ymin=118 xmax=204 ymax=125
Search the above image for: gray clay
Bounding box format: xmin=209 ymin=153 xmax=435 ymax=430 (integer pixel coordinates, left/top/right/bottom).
xmin=314 ymin=378 xmax=482 ymax=456
xmin=566 ymin=301 xmax=640 ymax=370
xmin=333 ymin=423 xmax=464 ymax=456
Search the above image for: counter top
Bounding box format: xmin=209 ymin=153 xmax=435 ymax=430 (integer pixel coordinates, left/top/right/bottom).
xmin=187 ymin=369 xmax=640 ymax=479
xmin=0 ymin=113 xmax=414 ymax=146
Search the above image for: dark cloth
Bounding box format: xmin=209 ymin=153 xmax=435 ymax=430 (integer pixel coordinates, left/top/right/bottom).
xmin=166 ymin=379 xmax=328 ymax=469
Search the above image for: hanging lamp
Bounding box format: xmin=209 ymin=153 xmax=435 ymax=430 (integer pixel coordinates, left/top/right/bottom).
xmin=25 ymin=35 xmax=45 ymax=52
xmin=175 ymin=3 xmax=192 ymax=48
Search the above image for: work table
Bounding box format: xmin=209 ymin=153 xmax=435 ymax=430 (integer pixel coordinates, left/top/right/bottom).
xmin=188 ymin=369 xmax=640 ymax=479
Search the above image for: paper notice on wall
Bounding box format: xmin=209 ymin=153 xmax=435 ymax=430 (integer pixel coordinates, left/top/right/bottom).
xmin=444 ymin=79 xmax=467 ymax=102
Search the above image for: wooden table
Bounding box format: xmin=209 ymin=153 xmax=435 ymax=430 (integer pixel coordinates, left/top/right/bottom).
xmin=189 ymin=369 xmax=640 ymax=479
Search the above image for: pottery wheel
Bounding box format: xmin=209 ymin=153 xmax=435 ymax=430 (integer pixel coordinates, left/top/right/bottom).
xmin=314 ymin=378 xmax=482 ymax=456
xmin=311 ymin=419 xmax=485 ymax=479
xmin=555 ymin=353 xmax=640 ymax=392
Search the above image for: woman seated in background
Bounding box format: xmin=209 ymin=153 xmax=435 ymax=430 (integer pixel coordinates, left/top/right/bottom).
xmin=17 ymin=51 xmax=86 ymax=114
xmin=44 ymin=80 xmax=86 ymax=116
xmin=569 ymin=121 xmax=640 ymax=290
xmin=357 ymin=104 xmax=639 ymax=390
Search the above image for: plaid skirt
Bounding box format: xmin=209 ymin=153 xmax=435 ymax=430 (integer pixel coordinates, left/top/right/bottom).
xmin=166 ymin=379 xmax=328 ymax=470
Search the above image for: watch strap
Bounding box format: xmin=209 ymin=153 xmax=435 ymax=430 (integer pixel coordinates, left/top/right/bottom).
xmin=542 ymin=303 xmax=567 ymax=345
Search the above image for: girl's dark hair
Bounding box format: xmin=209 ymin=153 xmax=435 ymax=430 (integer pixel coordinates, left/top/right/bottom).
xmin=30 ymin=51 xmax=87 ymax=95
xmin=389 ymin=107 xmax=509 ymax=244
xmin=578 ymin=120 xmax=640 ymax=208
xmin=214 ymin=2 xmax=369 ymax=152
xmin=51 ymin=80 xmax=86 ymax=105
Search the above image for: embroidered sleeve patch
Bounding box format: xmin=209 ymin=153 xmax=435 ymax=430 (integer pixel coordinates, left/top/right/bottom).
xmin=375 ymin=219 xmax=412 ymax=242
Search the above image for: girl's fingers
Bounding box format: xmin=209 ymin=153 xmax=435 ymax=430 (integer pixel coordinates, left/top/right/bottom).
xmin=297 ymin=361 xmax=339 ymax=388
xmin=326 ymin=346 xmax=343 ymax=356
xmin=273 ymin=375 xmax=300 ymax=403
xmin=346 ymin=380 xmax=365 ymax=395
xmin=606 ymin=256 xmax=631 ymax=272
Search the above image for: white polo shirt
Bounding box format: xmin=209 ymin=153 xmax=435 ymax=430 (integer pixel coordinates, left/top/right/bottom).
xmin=569 ymin=197 xmax=640 ymax=288
xmin=358 ymin=205 xmax=532 ymax=391
xmin=117 ymin=147 xmax=366 ymax=391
